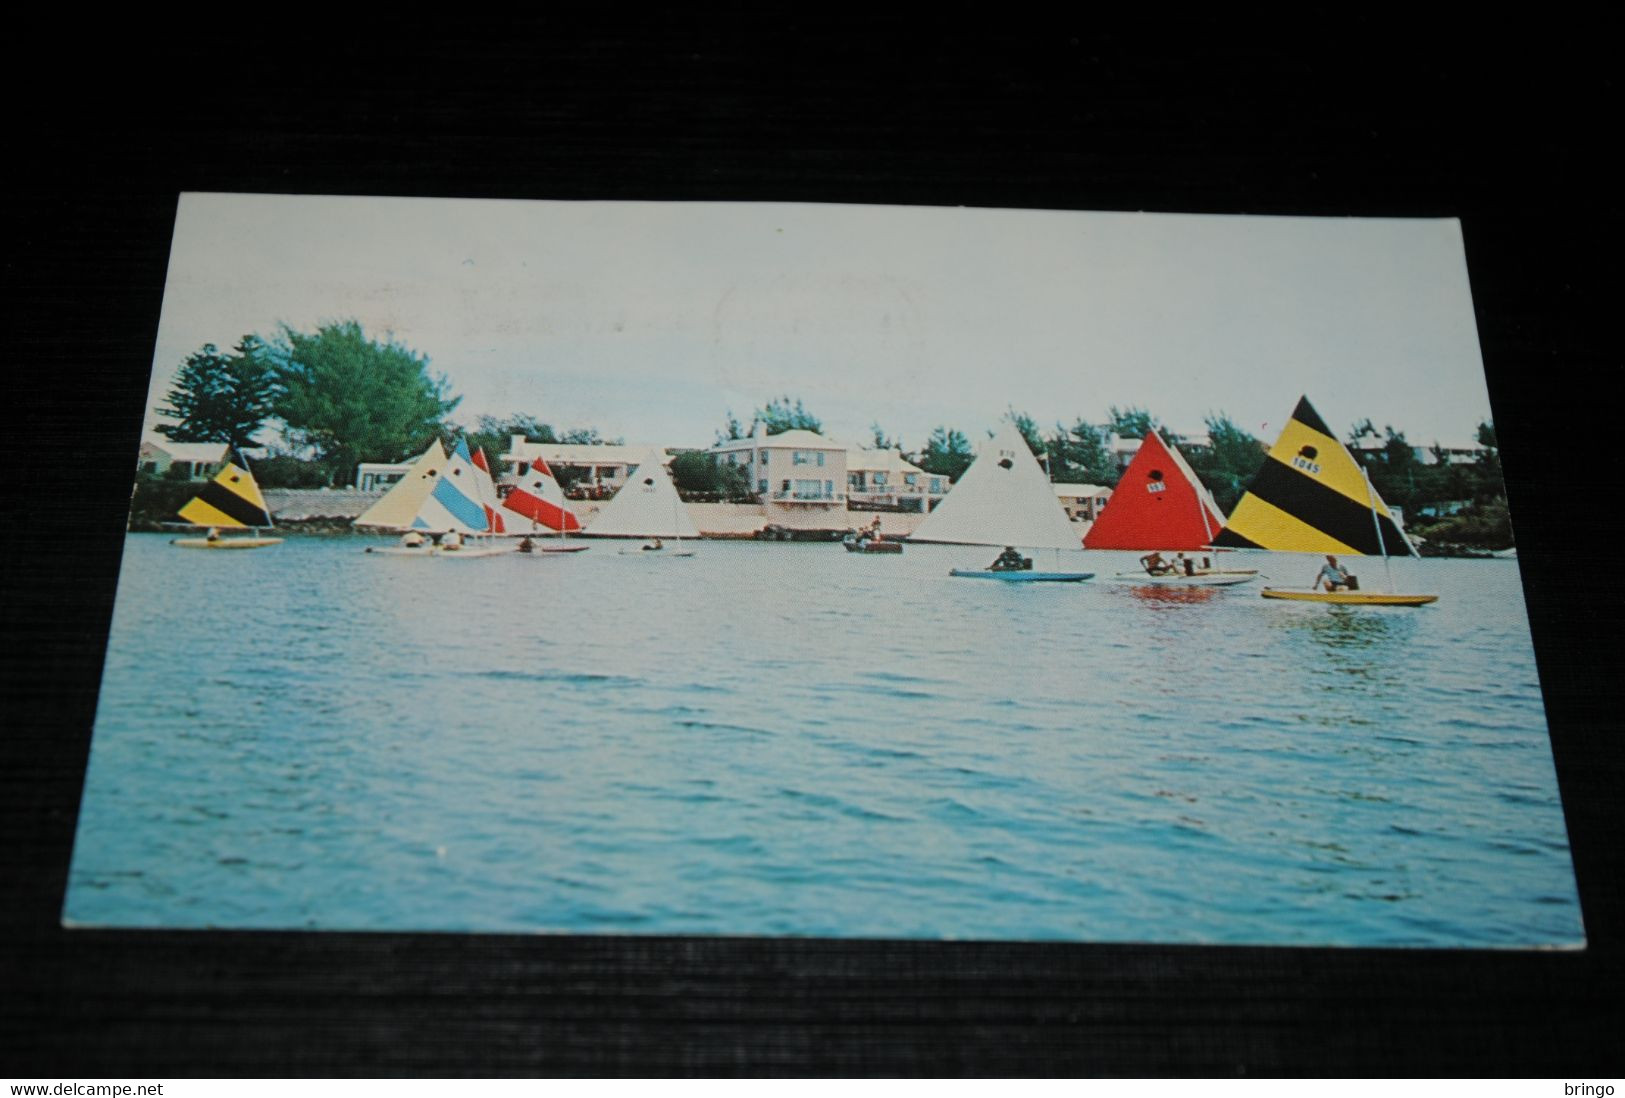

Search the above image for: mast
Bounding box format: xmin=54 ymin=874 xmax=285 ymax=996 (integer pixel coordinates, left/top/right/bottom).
xmin=1363 ymin=466 xmax=1396 ymax=592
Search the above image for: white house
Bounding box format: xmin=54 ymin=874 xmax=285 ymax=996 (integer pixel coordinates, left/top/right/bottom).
xmin=137 ymin=440 xmax=230 ymax=480
xmin=1053 ymin=482 xmax=1111 ymax=523
xmin=845 ymin=448 xmax=949 ymax=512
xmin=712 ymin=426 xmax=848 ymax=526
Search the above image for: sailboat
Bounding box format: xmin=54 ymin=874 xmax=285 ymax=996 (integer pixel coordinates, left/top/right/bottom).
xmin=1211 ymin=396 xmax=1438 ymax=605
xmin=1083 ymin=430 xmax=1256 ymax=587
xmin=581 ymin=449 xmax=699 ymax=556
xmin=170 ymin=453 xmax=282 ymax=549
xmin=910 ymin=420 xmax=1093 ymax=582
xmin=500 ymin=450 xmax=588 ymax=553
xmin=470 ymin=446 xmax=508 ymax=536
xmin=357 ymin=438 xmax=514 ymax=558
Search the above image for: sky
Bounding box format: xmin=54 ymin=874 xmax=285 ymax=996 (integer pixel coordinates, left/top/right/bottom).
xmin=146 ymin=194 xmax=1494 ymax=453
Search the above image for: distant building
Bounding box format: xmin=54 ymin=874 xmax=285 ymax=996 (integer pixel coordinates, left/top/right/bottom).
xmin=503 ymin=437 xmax=674 ymax=497
xmin=137 ymin=440 xmax=230 ymax=480
xmin=1098 ymin=429 xmax=1212 ymax=470
xmin=1350 ymin=436 xmax=1487 ymax=466
xmin=1052 ymin=482 xmax=1111 ymax=523
xmin=845 ymin=448 xmax=949 ymax=512
xmin=355 ymin=461 xmax=415 ymax=492
xmin=712 ymin=426 xmax=847 ymax=526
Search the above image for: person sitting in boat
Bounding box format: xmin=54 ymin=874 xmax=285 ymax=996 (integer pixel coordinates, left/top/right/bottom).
xmin=205 ymin=527 xmax=221 ymax=543
xmin=1139 ymin=551 xmax=1176 ymax=576
xmin=441 ymin=530 xmax=463 ymax=551
xmin=1175 ymin=552 xmax=1196 ymax=576
xmin=643 ymin=537 xmax=664 ymax=551
xmin=401 ymin=530 xmax=425 ymax=549
xmin=989 ymin=546 xmax=1030 ymax=572
xmin=517 ymin=536 xmax=536 ymax=553
xmin=1314 ymin=554 xmax=1355 ymax=591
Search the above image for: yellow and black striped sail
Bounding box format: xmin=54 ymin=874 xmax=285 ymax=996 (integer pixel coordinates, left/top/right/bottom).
xmin=177 ymin=461 xmax=274 ymax=529
xmin=1212 ymin=397 xmax=1410 ymax=556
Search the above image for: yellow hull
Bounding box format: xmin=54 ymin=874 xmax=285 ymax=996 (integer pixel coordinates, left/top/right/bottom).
xmin=172 ymin=537 xmax=283 ymax=550
xmin=1260 ymin=587 xmax=1437 ymax=606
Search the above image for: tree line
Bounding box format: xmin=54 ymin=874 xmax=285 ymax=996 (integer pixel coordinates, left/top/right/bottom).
xmin=154 ymin=322 xmax=621 ymax=489
xmin=153 ymin=322 xmax=1510 ymax=546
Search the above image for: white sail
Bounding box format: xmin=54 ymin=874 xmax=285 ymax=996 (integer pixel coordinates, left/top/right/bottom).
xmin=469 ymin=447 xmax=507 ymax=534
xmin=911 ymin=420 xmax=1082 ymax=550
xmin=354 ymin=440 xmax=447 ymax=530
xmin=583 ymin=450 xmax=699 ymax=538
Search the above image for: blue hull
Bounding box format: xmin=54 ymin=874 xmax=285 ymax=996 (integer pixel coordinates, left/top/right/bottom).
xmin=949 ymin=569 xmax=1094 ymax=582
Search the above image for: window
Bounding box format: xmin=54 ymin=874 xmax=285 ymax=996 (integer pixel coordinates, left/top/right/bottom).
xmin=758 ymin=479 xmax=768 ymax=494
xmin=874 ymin=472 xmax=887 ymax=486
xmin=904 ymin=473 xmax=917 ymax=486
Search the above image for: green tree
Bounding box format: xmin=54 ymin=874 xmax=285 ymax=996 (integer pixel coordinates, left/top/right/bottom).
xmin=460 ymin=414 xmax=558 ymax=474
xmin=870 ymin=422 xmax=897 ymax=450
xmin=917 ymin=426 xmax=975 ymax=482
xmin=1186 ymin=413 xmax=1266 ymax=514
xmin=1007 ymin=408 xmax=1046 ymax=459
xmin=1051 ymin=419 xmax=1116 ymax=487
xmin=716 ymin=409 xmax=747 ymax=444
xmin=1471 ymin=420 xmax=1504 ymax=501
xmin=1350 ymin=424 xmax=1422 ymax=513
xmin=669 ymin=450 xmax=752 ymax=500
xmin=268 ymin=321 xmax=460 ymax=485
xmin=1108 ymin=405 xmax=1169 ymax=443
xmin=251 ymin=453 xmax=330 ymax=489
xmin=155 ymin=337 xmax=278 ymax=449
xmin=754 ymin=396 xmax=822 ymax=435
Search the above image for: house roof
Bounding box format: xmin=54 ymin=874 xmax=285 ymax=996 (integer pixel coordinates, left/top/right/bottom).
xmin=503 ymin=442 xmax=671 ymax=466
xmin=846 ymin=448 xmax=927 ymax=475
xmin=714 ymin=429 xmax=842 ymax=451
xmin=141 ymin=440 xmax=230 ymax=463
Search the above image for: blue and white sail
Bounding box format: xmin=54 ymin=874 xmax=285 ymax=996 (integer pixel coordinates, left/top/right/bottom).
xmin=410 ymin=438 xmax=492 ymax=535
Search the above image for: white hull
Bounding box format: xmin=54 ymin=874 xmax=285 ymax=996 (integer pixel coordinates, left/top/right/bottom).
xmin=365 ymin=544 xmax=516 ymax=558
xmin=1112 ymin=570 xmax=1257 ymax=587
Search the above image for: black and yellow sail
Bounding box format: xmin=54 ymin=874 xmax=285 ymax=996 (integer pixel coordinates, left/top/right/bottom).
xmin=1212 ymin=396 xmax=1412 ymax=556
xmin=177 ymin=458 xmax=274 ymax=529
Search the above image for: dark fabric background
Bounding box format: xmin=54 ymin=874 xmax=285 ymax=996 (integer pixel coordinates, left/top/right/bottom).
xmin=4 ymin=12 xmax=1620 ymax=1076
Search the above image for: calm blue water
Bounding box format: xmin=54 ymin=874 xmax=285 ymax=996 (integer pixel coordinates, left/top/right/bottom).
xmin=64 ymin=534 xmax=1583 ymax=946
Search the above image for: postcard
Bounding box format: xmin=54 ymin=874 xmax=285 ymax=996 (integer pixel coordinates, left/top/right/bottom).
xmin=64 ymin=194 xmax=1582 ymax=946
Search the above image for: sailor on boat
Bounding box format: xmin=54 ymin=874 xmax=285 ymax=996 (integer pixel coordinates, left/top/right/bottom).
xmin=400 ymin=530 xmax=426 ymax=549
xmin=441 ymin=530 xmax=463 ymax=552
xmin=205 ymin=527 xmax=221 ymax=544
xmin=517 ymin=536 xmax=536 ymax=553
xmin=988 ymin=546 xmax=1032 ymax=572
xmin=1139 ymin=551 xmax=1177 ymax=576
xmin=642 ymin=537 xmax=664 ymax=551
xmin=1314 ymin=554 xmax=1358 ymax=592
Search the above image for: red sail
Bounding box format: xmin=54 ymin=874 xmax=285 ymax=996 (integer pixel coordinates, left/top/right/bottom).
xmin=502 ymin=453 xmax=583 ymax=532
xmin=1082 ymin=431 xmax=1224 ymax=550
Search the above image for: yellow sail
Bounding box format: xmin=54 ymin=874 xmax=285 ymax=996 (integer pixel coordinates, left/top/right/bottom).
xmin=354 ymin=440 xmax=448 ymax=529
xmin=177 ymin=460 xmax=273 ymax=529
